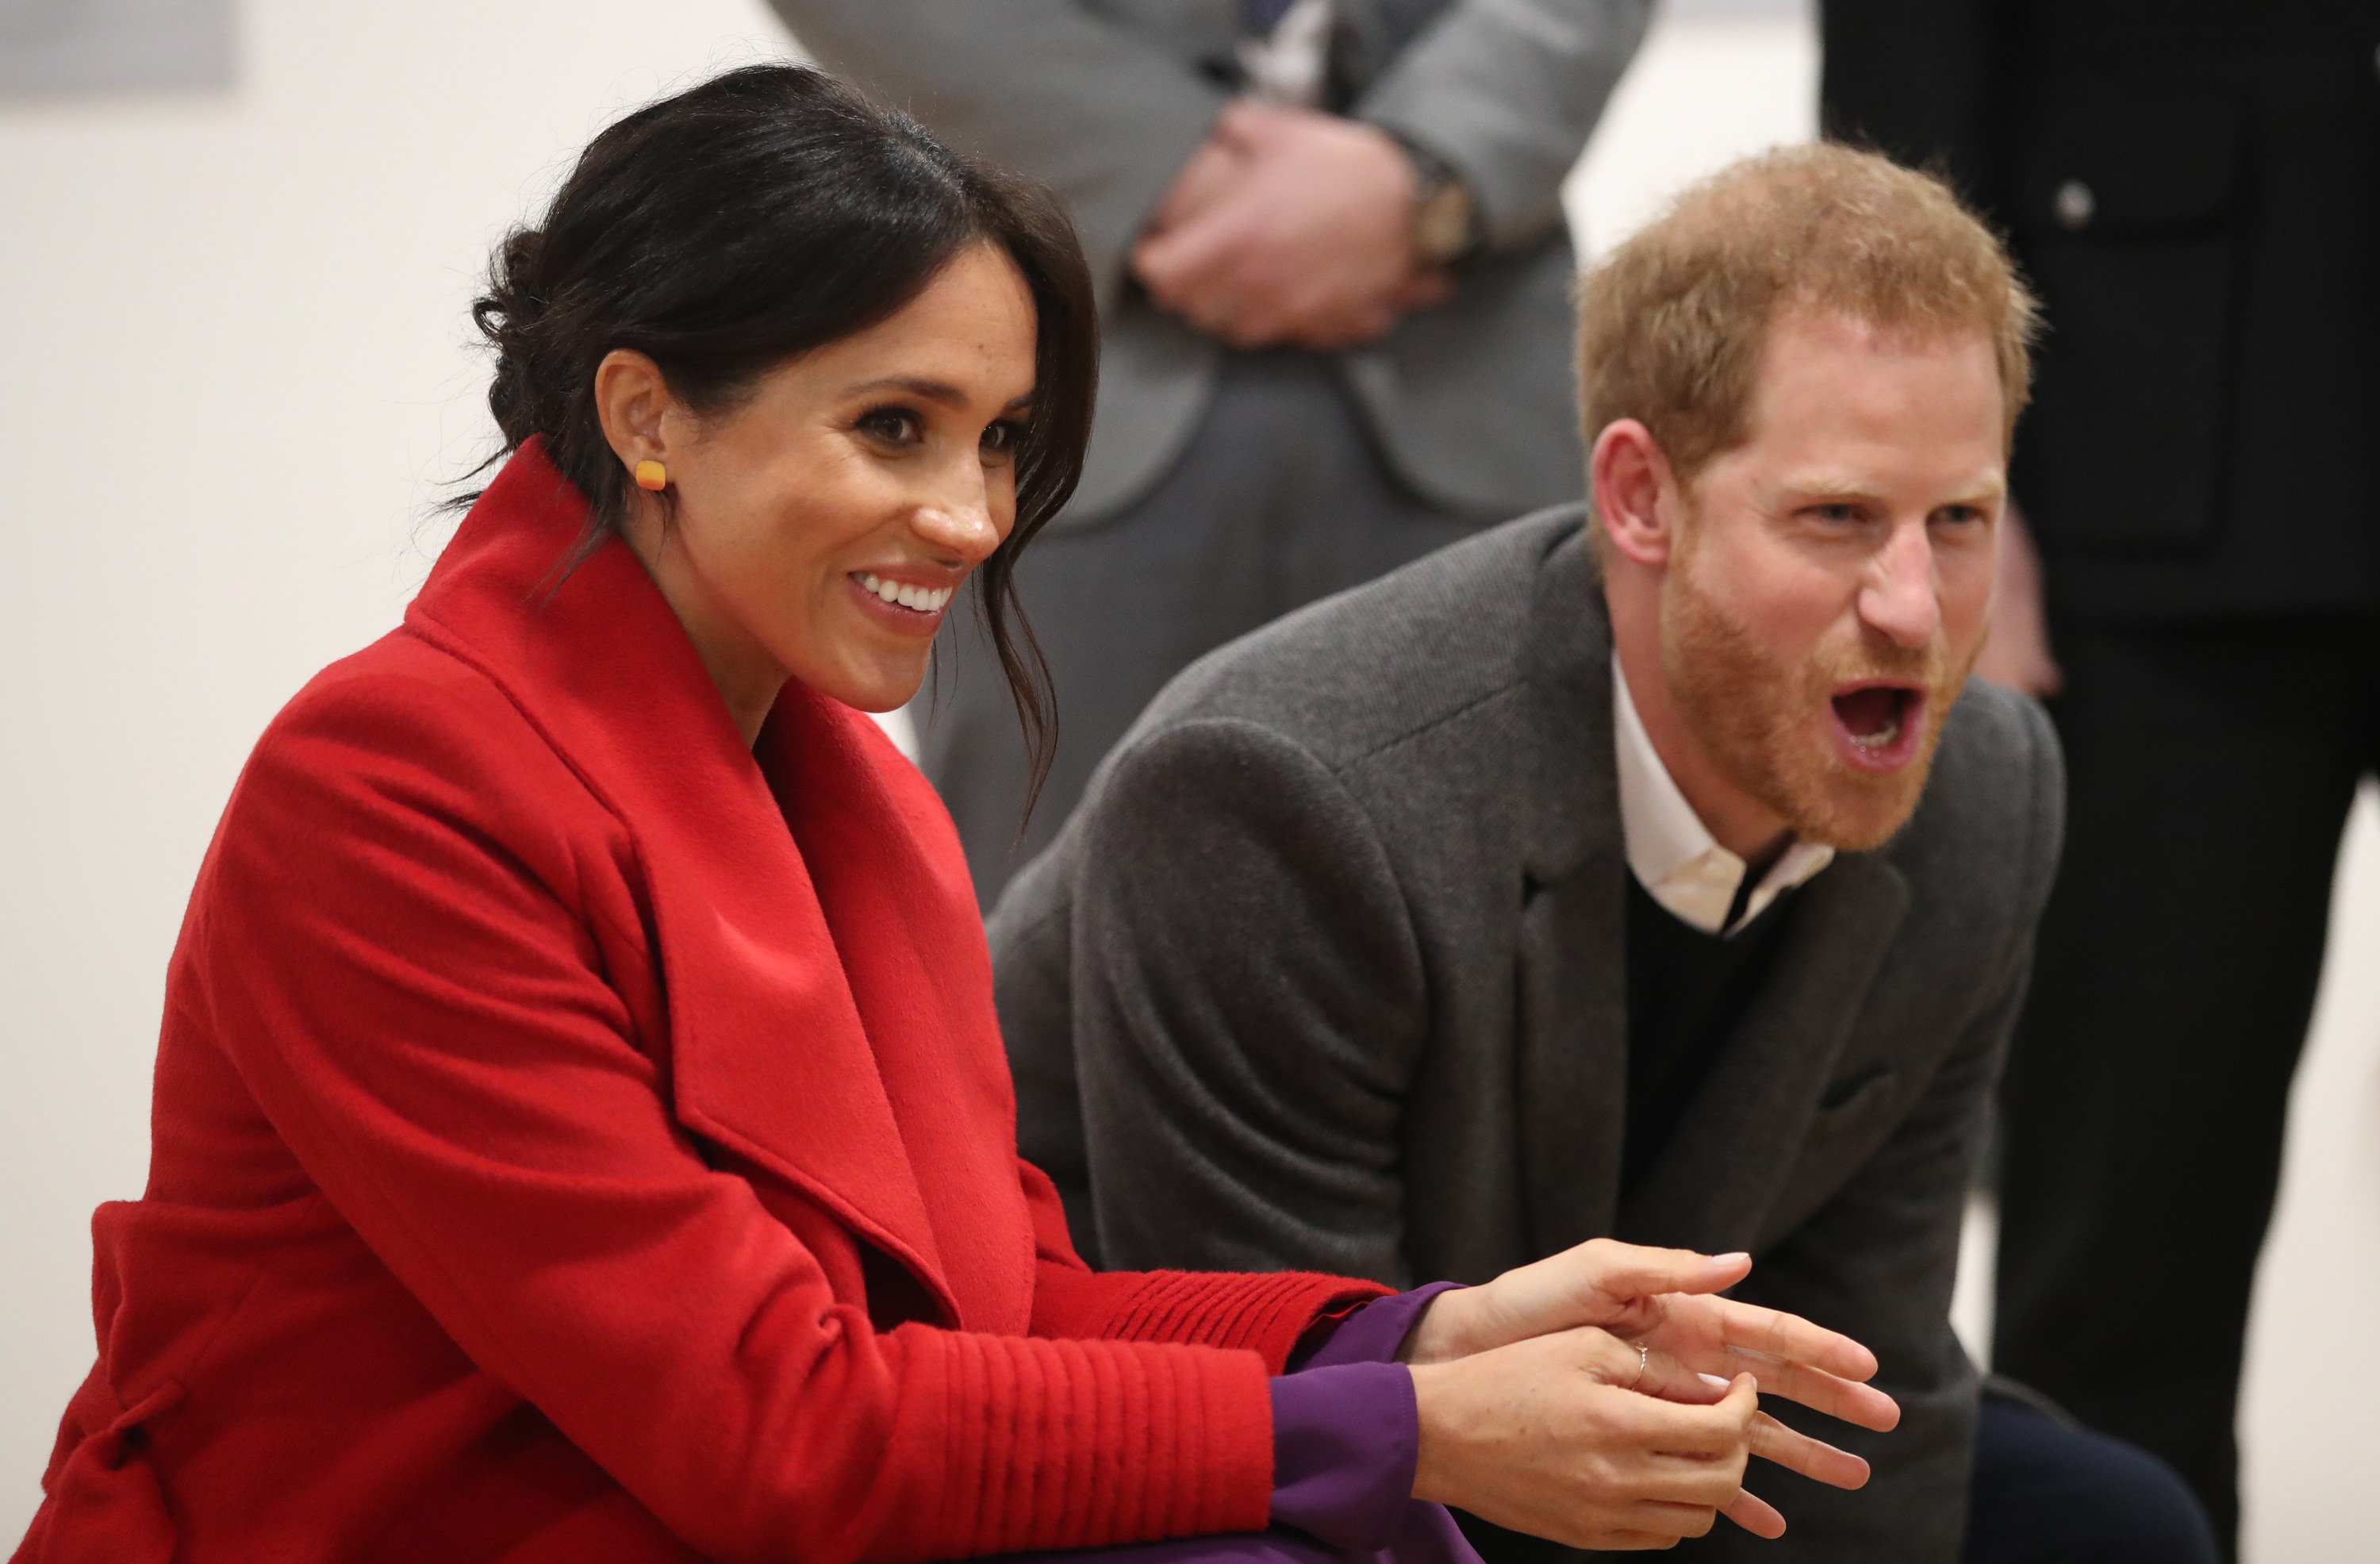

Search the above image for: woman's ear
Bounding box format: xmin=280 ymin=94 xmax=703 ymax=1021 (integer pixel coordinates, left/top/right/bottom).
xmin=1590 ymin=419 xmax=1681 ymax=569
xmin=593 ymin=349 xmax=672 ymax=474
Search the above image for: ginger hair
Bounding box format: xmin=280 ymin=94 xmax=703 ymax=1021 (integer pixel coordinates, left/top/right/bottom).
xmin=1576 ymin=143 xmax=2039 ymax=544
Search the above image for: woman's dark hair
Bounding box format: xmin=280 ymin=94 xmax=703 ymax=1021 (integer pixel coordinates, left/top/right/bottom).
xmin=470 ymin=63 xmax=1097 ymax=817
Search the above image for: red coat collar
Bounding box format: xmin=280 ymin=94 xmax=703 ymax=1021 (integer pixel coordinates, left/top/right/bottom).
xmin=403 ymin=440 xmax=1033 ymax=1332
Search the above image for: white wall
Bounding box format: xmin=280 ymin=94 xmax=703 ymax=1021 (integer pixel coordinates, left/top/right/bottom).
xmin=2 ymin=4 xmax=2372 ymax=1558
xmin=2234 ymin=784 xmax=2380 ymax=1559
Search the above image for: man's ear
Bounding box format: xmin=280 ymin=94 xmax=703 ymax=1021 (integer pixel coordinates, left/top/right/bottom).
xmin=593 ymin=348 xmax=674 ymax=474
xmin=1591 ymin=419 xmax=1681 ymax=568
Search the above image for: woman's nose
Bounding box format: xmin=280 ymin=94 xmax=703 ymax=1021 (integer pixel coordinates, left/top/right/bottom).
xmin=912 ymin=462 xmax=1004 ymax=565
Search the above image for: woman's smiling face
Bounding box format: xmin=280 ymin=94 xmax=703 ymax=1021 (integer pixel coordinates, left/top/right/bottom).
xmin=596 ymin=242 xmax=1039 ymax=740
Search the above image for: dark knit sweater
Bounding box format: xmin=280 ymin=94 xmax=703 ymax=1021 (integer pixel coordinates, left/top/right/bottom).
xmin=1621 ymin=875 xmax=1803 ymax=1196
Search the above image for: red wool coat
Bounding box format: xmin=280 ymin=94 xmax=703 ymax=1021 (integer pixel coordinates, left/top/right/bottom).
xmin=16 ymin=444 xmax=1384 ymax=1564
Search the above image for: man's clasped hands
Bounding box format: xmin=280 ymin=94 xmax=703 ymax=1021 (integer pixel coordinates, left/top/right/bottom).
xmin=1396 ymin=1239 xmax=1900 ymax=1551
xmin=1131 ymin=99 xmax=1455 ymax=351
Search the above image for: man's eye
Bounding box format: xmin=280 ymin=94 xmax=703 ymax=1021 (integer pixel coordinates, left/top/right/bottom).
xmin=1809 ymin=503 xmax=1863 ymax=525
xmin=1936 ymin=505 xmax=1986 ymax=526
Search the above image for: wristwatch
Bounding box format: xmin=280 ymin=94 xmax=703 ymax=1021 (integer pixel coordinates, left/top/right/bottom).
xmin=1395 ymin=136 xmax=1478 ymax=268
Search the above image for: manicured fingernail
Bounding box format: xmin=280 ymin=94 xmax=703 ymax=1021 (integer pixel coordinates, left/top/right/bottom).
xmin=1710 ymin=1252 xmax=1750 ymax=1266
xmin=1699 ymin=1373 xmax=1729 ymax=1389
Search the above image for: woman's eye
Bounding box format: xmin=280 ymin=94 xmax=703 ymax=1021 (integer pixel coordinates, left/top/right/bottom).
xmin=857 ymin=406 xmax=923 ymax=445
xmin=981 ymin=419 xmax=1028 ymax=457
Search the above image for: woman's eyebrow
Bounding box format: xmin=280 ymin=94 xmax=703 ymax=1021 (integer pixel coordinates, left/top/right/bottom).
xmin=843 ymin=376 xmax=1034 ymax=413
xmin=845 ymin=375 xmax=965 ymax=406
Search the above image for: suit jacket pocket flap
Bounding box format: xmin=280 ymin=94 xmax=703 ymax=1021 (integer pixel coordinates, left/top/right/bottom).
xmin=1810 ymin=1066 xmax=1900 ymax=1132
xmin=2012 ymin=73 xmax=2243 ymax=236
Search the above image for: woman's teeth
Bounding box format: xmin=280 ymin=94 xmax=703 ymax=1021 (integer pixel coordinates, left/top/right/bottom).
xmin=857 ymin=573 xmax=954 ymax=613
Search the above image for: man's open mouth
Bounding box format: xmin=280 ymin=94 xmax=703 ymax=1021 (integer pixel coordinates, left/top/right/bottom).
xmin=1828 ymin=682 xmax=1925 ymax=772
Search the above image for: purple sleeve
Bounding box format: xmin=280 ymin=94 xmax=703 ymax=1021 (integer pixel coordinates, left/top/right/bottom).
xmin=1269 ymin=1284 xmax=1467 ymax=1551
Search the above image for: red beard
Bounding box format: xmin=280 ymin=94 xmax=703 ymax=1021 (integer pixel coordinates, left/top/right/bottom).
xmin=1658 ymin=551 xmax=1971 ymax=852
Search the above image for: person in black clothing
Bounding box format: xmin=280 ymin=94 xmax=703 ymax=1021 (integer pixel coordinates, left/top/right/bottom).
xmin=1823 ymin=6 xmax=2380 ymax=1554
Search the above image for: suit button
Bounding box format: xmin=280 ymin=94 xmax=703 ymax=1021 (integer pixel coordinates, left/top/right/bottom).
xmin=2054 ymin=179 xmax=2096 ymax=229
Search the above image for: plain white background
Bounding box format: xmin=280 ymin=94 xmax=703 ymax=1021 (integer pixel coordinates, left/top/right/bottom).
xmin=2 ymin=2 xmax=2371 ymax=1555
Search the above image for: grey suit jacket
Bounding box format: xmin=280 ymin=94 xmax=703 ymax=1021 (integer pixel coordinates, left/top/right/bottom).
xmin=767 ymin=0 xmax=1648 ymax=523
xmin=989 ymin=509 xmax=2065 ymax=1561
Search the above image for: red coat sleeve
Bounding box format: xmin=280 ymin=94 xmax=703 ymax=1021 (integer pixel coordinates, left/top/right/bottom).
xmin=185 ymin=667 xmax=1276 ymax=1564
xmin=1022 ymin=1162 xmax=1393 ymax=1372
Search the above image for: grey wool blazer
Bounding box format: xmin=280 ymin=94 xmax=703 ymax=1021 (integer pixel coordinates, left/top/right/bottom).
xmin=767 ymin=0 xmax=1648 ymax=524
xmin=988 ymin=509 xmax=2065 ymax=1562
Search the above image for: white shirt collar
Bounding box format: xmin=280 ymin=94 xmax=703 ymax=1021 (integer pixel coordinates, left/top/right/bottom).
xmin=1611 ymin=651 xmax=1834 ymax=936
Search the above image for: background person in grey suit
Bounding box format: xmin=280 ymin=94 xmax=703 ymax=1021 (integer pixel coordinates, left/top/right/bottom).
xmin=988 ymin=147 xmax=2216 ymax=1562
xmin=768 ymin=0 xmax=1649 ymax=901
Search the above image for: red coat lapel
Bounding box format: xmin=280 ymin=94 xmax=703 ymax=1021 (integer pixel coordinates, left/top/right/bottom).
xmin=758 ymin=686 xmax=1034 ymax=1335
xmin=402 ymin=442 xmax=1031 ymax=1332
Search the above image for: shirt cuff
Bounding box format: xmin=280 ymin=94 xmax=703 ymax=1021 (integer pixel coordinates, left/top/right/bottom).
xmin=1269 ymin=1283 xmax=1467 ymax=1551
xmin=1269 ymin=1362 xmax=1418 ymax=1551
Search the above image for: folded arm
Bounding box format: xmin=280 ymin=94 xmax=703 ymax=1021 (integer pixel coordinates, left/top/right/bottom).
xmin=1356 ymin=0 xmax=1653 ymax=253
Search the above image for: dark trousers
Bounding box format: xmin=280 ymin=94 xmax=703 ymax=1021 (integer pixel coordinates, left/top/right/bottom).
xmin=917 ymin=350 xmax=1486 ymax=907
xmin=1993 ymin=614 xmax=2380 ymax=1558
xmin=1964 ymin=1389 xmax=2219 ymax=1563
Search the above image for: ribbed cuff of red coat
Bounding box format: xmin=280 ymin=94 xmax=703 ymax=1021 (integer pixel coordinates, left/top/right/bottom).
xmin=1035 ymin=1266 xmax=1395 ymax=1373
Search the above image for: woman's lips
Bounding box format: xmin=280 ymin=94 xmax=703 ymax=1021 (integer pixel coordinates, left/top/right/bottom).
xmin=1828 ymin=682 xmax=1925 ymax=773
xmin=847 ymin=570 xmax=957 ymax=634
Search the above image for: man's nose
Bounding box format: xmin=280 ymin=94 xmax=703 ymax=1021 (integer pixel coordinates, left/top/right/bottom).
xmin=1859 ymin=521 xmax=1942 ymax=648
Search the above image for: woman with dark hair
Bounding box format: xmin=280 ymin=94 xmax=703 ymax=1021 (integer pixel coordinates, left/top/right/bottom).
xmin=13 ymin=67 xmax=1892 ymax=1564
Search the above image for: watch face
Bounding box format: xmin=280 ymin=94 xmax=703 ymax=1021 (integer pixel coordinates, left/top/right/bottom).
xmin=1415 ymin=183 xmax=1473 ymax=267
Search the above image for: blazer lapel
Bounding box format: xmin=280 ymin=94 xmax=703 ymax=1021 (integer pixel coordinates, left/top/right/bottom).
xmin=405 ymin=444 xmax=965 ymax=1324
xmin=1615 ymin=855 xmax=1910 ymax=1253
xmin=1513 ymin=526 xmax=1630 ymax=1259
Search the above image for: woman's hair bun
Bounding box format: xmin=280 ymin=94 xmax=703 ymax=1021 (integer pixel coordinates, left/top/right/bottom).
xmin=472 ymin=227 xmax=552 ymax=448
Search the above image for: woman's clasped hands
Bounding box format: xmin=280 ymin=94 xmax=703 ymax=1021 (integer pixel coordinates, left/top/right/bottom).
xmin=1396 ymin=1239 xmax=1901 ymax=1551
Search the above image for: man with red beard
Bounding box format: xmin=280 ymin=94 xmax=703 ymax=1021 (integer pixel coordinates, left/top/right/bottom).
xmin=986 ymin=146 xmax=2213 ymax=1562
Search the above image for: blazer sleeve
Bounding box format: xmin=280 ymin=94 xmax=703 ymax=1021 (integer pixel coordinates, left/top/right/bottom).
xmin=188 ymin=674 xmax=1275 ymax=1564
xmin=1353 ymin=0 xmax=1651 ymax=254
xmin=1038 ymin=716 xmax=1432 ymax=1285
xmin=767 ymin=1 xmax=1224 ymax=309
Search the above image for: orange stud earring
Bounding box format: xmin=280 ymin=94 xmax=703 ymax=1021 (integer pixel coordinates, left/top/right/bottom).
xmin=634 ymin=459 xmax=668 ymax=492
